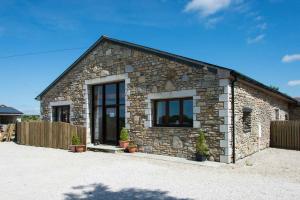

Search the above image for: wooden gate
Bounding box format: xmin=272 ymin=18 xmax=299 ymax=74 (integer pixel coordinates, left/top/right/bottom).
xmin=270 ymin=120 xmax=300 ymax=150
xmin=16 ymin=121 xmax=86 ymax=150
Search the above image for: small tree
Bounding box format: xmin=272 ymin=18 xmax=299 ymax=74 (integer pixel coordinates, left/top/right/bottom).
xmin=269 ymin=85 xmax=279 ymax=91
xmin=196 ymin=130 xmax=209 ymax=156
xmin=72 ymin=135 xmax=81 ymax=145
xmin=120 ymin=128 xmax=129 ymax=141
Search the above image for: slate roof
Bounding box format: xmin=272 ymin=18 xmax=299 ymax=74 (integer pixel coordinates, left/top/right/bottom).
xmin=0 ymin=105 xmax=23 ymax=115
xmin=35 ymin=35 xmax=298 ymax=104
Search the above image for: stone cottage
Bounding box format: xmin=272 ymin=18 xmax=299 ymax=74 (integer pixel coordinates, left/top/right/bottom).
xmin=36 ymin=36 xmax=298 ymax=163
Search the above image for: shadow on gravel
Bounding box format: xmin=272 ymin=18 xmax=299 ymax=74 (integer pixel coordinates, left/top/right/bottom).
xmin=64 ymin=183 xmax=192 ymax=200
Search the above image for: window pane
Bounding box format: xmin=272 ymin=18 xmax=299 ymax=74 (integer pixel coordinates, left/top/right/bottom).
xmin=169 ymin=100 xmax=180 ymax=125
xmin=52 ymin=107 xmax=57 ymax=121
xmin=61 ymin=106 xmax=70 ymax=123
xmin=119 ymin=105 xmax=125 ymax=131
xmin=119 ymin=82 xmax=125 ymax=105
xmin=94 ymin=106 xmax=103 ymax=141
xmin=105 ymin=107 xmax=117 ymax=143
xmin=94 ymin=86 xmax=103 ymax=106
xmin=105 ymin=84 xmax=116 ymax=105
xmin=156 ymin=101 xmax=166 ymax=125
xmin=57 ymin=107 xmax=62 ymax=121
xmin=243 ymin=111 xmax=251 ymax=133
xmin=52 ymin=106 xmax=70 ymax=123
xmin=183 ymin=99 xmax=193 ymax=126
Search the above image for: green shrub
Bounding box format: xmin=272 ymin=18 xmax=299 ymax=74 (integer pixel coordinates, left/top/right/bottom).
xmin=72 ymin=135 xmax=81 ymax=145
xmin=196 ymin=130 xmax=209 ymax=156
xmin=120 ymin=128 xmax=129 ymax=141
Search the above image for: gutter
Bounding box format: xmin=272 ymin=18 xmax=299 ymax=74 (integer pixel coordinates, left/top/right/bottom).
xmin=231 ymin=74 xmax=237 ymax=164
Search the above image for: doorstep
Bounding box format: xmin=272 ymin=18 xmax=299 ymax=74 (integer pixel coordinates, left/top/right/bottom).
xmin=87 ymin=144 xmax=124 ymax=153
xmin=120 ymin=152 xmax=226 ymax=168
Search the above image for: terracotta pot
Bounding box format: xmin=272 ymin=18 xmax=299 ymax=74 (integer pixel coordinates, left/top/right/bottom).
xmin=128 ymin=146 xmax=137 ymax=153
xmin=119 ymin=140 xmax=129 ymax=149
xmin=69 ymin=145 xmax=76 ymax=152
xmin=75 ymin=145 xmax=86 ymax=153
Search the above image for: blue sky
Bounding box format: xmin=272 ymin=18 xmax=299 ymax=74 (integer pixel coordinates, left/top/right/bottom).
xmin=0 ymin=0 xmax=299 ymax=114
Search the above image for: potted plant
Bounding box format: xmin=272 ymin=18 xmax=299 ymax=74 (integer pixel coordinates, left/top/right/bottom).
xmin=119 ymin=128 xmax=129 ymax=149
xmin=195 ymin=130 xmax=209 ymax=162
xmin=127 ymin=141 xmax=137 ymax=153
xmin=70 ymin=135 xmax=86 ymax=153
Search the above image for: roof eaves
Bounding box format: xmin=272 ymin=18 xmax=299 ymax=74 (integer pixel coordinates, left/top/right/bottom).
xmin=231 ymin=70 xmax=297 ymax=104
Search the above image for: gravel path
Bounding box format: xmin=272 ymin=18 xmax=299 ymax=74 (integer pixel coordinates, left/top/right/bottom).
xmin=0 ymin=143 xmax=300 ymax=200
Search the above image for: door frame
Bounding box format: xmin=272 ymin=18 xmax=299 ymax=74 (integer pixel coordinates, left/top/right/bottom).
xmin=91 ymin=81 xmax=124 ymax=145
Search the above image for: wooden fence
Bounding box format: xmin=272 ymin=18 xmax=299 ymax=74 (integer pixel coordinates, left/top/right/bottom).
xmin=270 ymin=120 xmax=300 ymax=150
xmin=16 ymin=121 xmax=86 ymax=150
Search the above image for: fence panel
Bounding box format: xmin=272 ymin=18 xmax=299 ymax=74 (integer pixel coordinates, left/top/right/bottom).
xmin=16 ymin=121 xmax=86 ymax=150
xmin=270 ymin=120 xmax=300 ymax=150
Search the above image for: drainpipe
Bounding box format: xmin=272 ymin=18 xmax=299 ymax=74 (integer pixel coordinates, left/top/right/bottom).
xmin=231 ymin=75 xmax=237 ymax=163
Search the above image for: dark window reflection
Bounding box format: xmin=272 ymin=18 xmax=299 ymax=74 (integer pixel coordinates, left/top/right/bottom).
xmin=183 ymin=99 xmax=193 ymax=126
xmin=154 ymin=98 xmax=193 ymax=127
xmin=105 ymin=84 xmax=116 ymax=105
xmin=94 ymin=86 xmax=103 ymax=106
xmin=169 ymin=100 xmax=180 ymax=125
xmin=52 ymin=105 xmax=70 ymax=123
xmin=119 ymin=82 xmax=125 ymax=105
xmin=119 ymin=105 xmax=125 ymax=130
xmin=156 ymin=101 xmax=166 ymax=125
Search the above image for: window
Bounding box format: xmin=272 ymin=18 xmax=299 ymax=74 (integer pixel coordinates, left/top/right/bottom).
xmin=52 ymin=105 xmax=70 ymax=123
xmin=285 ymin=114 xmax=289 ymax=121
xmin=275 ymin=109 xmax=279 ymax=120
xmin=154 ymin=98 xmax=193 ymax=127
xmin=242 ymin=108 xmax=252 ymax=133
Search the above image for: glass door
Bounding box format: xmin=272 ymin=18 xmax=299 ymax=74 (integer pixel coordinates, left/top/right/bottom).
xmin=92 ymin=82 xmax=125 ymax=145
xmin=105 ymin=107 xmax=117 ymax=144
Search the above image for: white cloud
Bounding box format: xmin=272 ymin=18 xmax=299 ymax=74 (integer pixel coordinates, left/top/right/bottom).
xmin=184 ymin=0 xmax=232 ymax=17
xmin=282 ymin=54 xmax=300 ymax=63
xmin=257 ymin=22 xmax=267 ymax=30
xmin=205 ymin=16 xmax=223 ymax=28
xmin=247 ymin=34 xmax=265 ymax=44
xmin=288 ymin=80 xmax=300 ymax=87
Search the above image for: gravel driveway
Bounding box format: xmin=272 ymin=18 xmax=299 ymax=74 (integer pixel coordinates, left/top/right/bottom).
xmin=0 ymin=143 xmax=300 ymax=200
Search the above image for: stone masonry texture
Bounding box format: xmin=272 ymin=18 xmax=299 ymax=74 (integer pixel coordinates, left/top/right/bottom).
xmin=40 ymin=40 xmax=228 ymax=162
xmin=39 ymin=39 xmax=292 ymax=162
xmin=233 ymin=81 xmax=289 ymax=160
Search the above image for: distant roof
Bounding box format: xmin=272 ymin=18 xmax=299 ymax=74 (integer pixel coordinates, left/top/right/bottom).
xmin=0 ymin=105 xmax=23 ymax=115
xmin=35 ymin=35 xmax=298 ymax=104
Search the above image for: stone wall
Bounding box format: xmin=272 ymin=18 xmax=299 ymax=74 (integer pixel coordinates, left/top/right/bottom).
xmin=40 ymin=40 xmax=229 ymax=162
xmin=234 ymin=81 xmax=289 ymax=160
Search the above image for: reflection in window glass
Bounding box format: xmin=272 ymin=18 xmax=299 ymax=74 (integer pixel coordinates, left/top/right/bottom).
xmin=154 ymin=98 xmax=193 ymax=127
xmin=52 ymin=106 xmax=70 ymax=123
xmin=94 ymin=106 xmax=102 ymax=141
xmin=156 ymin=101 xmax=166 ymax=125
xmin=183 ymin=99 xmax=193 ymax=126
xmin=119 ymin=105 xmax=125 ymax=130
xmin=119 ymin=82 xmax=125 ymax=105
xmin=105 ymin=84 xmax=116 ymax=105
xmin=169 ymin=100 xmax=180 ymax=125
xmin=94 ymin=86 xmax=103 ymax=106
